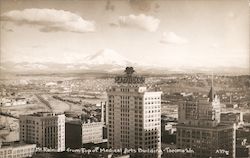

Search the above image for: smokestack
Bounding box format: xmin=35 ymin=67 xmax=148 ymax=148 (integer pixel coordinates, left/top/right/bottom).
xmin=101 ymin=102 xmax=104 ymax=123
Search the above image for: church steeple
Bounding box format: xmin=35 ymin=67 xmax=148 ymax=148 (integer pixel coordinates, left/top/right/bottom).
xmin=208 ymin=72 xmax=215 ymax=102
xmin=208 ymin=86 xmax=215 ymax=102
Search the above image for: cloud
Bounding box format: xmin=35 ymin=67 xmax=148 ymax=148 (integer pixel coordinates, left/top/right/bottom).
xmin=160 ymin=32 xmax=188 ymax=44
xmin=228 ymin=12 xmax=236 ymax=18
xmin=14 ymin=63 xmax=48 ymax=70
xmin=118 ymin=14 xmax=160 ymax=32
xmin=211 ymin=43 xmax=219 ymax=48
xmin=0 ymin=66 xmax=6 ymax=70
xmin=2 ymin=26 xmax=14 ymax=32
xmin=66 ymin=65 xmax=75 ymax=69
xmin=1 ymin=8 xmax=95 ymax=33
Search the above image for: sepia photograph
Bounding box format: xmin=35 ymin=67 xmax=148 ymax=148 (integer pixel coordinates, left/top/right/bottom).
xmin=0 ymin=0 xmax=249 ymax=158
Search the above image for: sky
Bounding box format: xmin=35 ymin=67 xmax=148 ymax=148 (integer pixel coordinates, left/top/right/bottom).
xmin=0 ymin=0 xmax=249 ymax=69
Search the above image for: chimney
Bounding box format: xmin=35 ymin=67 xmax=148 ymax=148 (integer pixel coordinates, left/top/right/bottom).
xmin=101 ymin=102 xmax=104 ymax=123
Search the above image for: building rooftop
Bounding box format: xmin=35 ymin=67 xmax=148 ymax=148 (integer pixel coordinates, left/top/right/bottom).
xmin=66 ymin=118 xmax=103 ymax=125
xmin=176 ymin=123 xmax=234 ymax=130
xmin=0 ymin=141 xmax=36 ymax=148
xmin=23 ymin=112 xmax=64 ymax=117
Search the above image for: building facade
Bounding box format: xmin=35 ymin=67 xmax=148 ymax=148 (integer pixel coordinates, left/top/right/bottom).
xmin=65 ymin=119 xmax=104 ymax=149
xmin=236 ymin=124 xmax=250 ymax=158
xmin=176 ymin=124 xmax=235 ymax=158
xmin=236 ymin=138 xmax=250 ymax=158
xmin=0 ymin=142 xmax=36 ymax=158
xmin=107 ymin=67 xmax=162 ymax=157
xmin=176 ymin=86 xmax=236 ymax=158
xmin=101 ymin=101 xmax=108 ymax=125
xmin=19 ymin=112 xmax=65 ymax=152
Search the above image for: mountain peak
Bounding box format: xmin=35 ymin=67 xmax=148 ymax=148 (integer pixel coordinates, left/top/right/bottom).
xmin=84 ymin=49 xmax=131 ymax=66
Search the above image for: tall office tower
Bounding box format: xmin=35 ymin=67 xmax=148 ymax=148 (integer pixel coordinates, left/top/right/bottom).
xmin=107 ymin=67 xmax=162 ymax=157
xmin=176 ymin=85 xmax=236 ymax=158
xmin=19 ymin=112 xmax=65 ymax=152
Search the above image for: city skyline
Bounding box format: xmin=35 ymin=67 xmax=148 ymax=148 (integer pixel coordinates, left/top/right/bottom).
xmin=0 ymin=0 xmax=249 ymax=72
xmin=0 ymin=65 xmax=250 ymax=157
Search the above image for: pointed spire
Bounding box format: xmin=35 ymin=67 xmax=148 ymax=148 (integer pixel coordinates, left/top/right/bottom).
xmin=208 ymin=86 xmax=214 ymax=102
xmin=208 ymin=72 xmax=215 ymax=102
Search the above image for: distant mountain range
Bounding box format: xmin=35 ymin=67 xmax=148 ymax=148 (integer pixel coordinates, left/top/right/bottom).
xmin=0 ymin=49 xmax=249 ymax=75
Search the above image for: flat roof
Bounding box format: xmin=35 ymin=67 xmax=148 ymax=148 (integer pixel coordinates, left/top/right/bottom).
xmin=21 ymin=112 xmax=64 ymax=117
xmin=176 ymin=123 xmax=234 ymax=130
xmin=1 ymin=142 xmax=36 ymax=148
xmin=66 ymin=119 xmax=103 ymax=125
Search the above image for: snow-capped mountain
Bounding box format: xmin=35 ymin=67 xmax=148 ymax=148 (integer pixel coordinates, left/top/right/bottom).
xmin=83 ymin=49 xmax=133 ymax=67
xmin=1 ymin=49 xmax=248 ymax=75
xmin=72 ymin=48 xmax=137 ymax=72
xmin=1 ymin=49 xmax=138 ymax=73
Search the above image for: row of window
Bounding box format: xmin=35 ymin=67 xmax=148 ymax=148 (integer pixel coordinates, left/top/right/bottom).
xmin=145 ymin=101 xmax=161 ymax=105
xmin=145 ymin=105 xmax=161 ymax=109
xmin=144 ymin=123 xmax=160 ymax=127
xmin=145 ymin=110 xmax=161 ymax=113
xmin=145 ymin=114 xmax=161 ymax=119
xmin=145 ymin=97 xmax=160 ymax=100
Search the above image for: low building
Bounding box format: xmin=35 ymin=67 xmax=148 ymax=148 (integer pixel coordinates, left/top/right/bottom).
xmin=243 ymin=113 xmax=250 ymax=123
xmin=226 ymin=103 xmax=238 ymax=109
xmin=177 ymin=123 xmax=235 ymax=158
xmin=12 ymin=98 xmax=28 ymax=106
xmin=221 ymin=112 xmax=244 ymax=127
xmin=0 ymin=98 xmax=28 ymax=107
xmin=65 ymin=119 xmax=104 ymax=149
xmin=164 ymin=122 xmax=177 ymax=134
xmin=236 ymin=124 xmax=250 ymax=158
xmin=236 ymin=145 xmax=250 ymax=158
xmin=161 ymin=121 xmax=177 ymax=144
xmin=19 ymin=112 xmax=65 ymax=152
xmin=0 ymin=142 xmax=36 ymax=158
xmin=236 ymin=138 xmax=250 ymax=158
xmin=237 ymin=124 xmax=250 ymax=147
